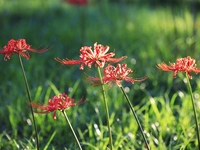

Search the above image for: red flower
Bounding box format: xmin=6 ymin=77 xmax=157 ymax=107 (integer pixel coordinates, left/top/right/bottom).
xmin=87 ymin=64 xmax=147 ymax=87
xmin=0 ymin=39 xmax=48 ymax=60
xmin=157 ymin=56 xmax=200 ymax=79
xmin=67 ymin=0 xmax=87 ymax=5
xmin=55 ymin=42 xmax=126 ymax=70
xmin=30 ymin=93 xmax=84 ymax=120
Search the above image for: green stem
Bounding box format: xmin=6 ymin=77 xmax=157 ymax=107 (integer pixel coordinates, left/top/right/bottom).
xmin=186 ymin=74 xmax=200 ymax=150
xmin=97 ymin=67 xmax=113 ymax=150
xmin=62 ymin=110 xmax=82 ymax=150
xmin=18 ymin=55 xmax=39 ymax=150
xmin=120 ymin=87 xmax=150 ymax=150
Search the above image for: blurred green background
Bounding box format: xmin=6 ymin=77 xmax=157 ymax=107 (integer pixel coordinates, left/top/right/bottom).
xmin=0 ymin=0 xmax=200 ymax=149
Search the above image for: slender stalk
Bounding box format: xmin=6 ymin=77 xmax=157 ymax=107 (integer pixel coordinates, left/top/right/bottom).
xmin=120 ymin=87 xmax=150 ymax=150
xmin=186 ymin=74 xmax=200 ymax=150
xmin=18 ymin=55 xmax=39 ymax=150
xmin=97 ymin=67 xmax=113 ymax=150
xmin=62 ymin=110 xmax=82 ymax=150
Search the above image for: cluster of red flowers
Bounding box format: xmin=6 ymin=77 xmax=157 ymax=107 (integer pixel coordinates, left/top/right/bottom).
xmin=55 ymin=42 xmax=146 ymax=87
xmin=0 ymin=39 xmax=47 ymax=61
xmin=2 ymin=38 xmax=200 ymax=119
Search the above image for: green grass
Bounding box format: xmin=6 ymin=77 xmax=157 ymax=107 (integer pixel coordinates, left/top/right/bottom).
xmin=0 ymin=0 xmax=200 ymax=149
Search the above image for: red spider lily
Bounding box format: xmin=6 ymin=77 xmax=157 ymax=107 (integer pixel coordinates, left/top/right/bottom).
xmin=87 ymin=64 xmax=147 ymax=87
xmin=67 ymin=0 xmax=87 ymax=5
xmin=55 ymin=42 xmax=126 ymax=70
xmin=0 ymin=39 xmax=48 ymax=61
xmin=157 ymin=56 xmax=200 ymax=79
xmin=30 ymin=93 xmax=84 ymax=120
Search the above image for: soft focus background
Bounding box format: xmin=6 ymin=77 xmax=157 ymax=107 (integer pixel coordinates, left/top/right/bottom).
xmin=0 ymin=0 xmax=200 ymax=149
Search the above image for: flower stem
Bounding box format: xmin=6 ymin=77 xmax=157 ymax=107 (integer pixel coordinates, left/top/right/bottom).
xmin=120 ymin=87 xmax=150 ymax=150
xmin=97 ymin=67 xmax=113 ymax=150
xmin=186 ymin=74 xmax=200 ymax=150
xmin=18 ymin=55 xmax=39 ymax=150
xmin=62 ymin=110 xmax=82 ymax=150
